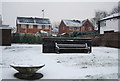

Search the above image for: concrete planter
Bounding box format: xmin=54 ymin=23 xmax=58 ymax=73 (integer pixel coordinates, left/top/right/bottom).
xmin=10 ymin=64 xmax=45 ymax=80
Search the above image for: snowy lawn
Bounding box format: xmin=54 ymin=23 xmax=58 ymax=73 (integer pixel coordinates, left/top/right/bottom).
xmin=0 ymin=44 xmax=118 ymax=79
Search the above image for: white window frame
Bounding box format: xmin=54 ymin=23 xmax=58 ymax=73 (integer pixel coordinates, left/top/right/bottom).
xmin=100 ymin=21 xmax=106 ymax=27
xmin=88 ymin=27 xmax=92 ymax=31
xmin=21 ymin=24 xmax=26 ymax=29
xmin=38 ymin=25 xmax=42 ymax=29
xmin=29 ymin=25 xmax=33 ymax=29
xmin=75 ymin=27 xmax=79 ymax=31
xmin=81 ymin=27 xmax=85 ymax=32
xmin=45 ymin=25 xmax=49 ymax=29
xmin=77 ymin=28 xmax=80 ymax=31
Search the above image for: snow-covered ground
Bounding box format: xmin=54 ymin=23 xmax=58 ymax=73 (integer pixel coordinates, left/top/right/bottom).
xmin=0 ymin=44 xmax=119 ymax=80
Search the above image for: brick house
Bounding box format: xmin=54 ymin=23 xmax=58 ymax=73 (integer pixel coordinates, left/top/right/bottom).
xmin=59 ymin=19 xmax=94 ymax=34
xmin=80 ymin=19 xmax=94 ymax=32
xmin=16 ymin=17 xmax=52 ymax=34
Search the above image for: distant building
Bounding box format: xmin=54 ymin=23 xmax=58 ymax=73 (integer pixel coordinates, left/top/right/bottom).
xmin=99 ymin=13 xmax=120 ymax=34
xmin=16 ymin=16 xmax=52 ymax=34
xmin=51 ymin=27 xmax=59 ymax=36
xmin=58 ymin=19 xmax=94 ymax=34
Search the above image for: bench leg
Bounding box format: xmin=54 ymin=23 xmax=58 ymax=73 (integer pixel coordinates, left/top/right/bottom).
xmin=56 ymin=48 xmax=60 ymax=54
xmin=57 ymin=51 xmax=60 ymax=54
xmin=88 ymin=50 xmax=90 ymax=53
xmin=88 ymin=48 xmax=91 ymax=53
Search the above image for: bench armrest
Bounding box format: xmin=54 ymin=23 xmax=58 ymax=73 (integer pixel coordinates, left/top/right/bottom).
xmin=55 ymin=42 xmax=59 ymax=49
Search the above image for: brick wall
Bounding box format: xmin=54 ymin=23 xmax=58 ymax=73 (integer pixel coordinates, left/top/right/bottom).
xmin=59 ymin=21 xmax=68 ymax=34
xmin=17 ymin=24 xmax=51 ymax=34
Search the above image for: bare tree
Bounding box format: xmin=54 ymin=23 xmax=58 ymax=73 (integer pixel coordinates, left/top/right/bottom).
xmin=118 ymin=1 xmax=120 ymax=13
xmin=110 ymin=1 xmax=120 ymax=14
xmin=91 ymin=10 xmax=109 ymax=28
xmin=95 ymin=10 xmax=109 ymax=21
xmin=90 ymin=10 xmax=109 ymax=31
xmin=52 ymin=21 xmax=60 ymax=28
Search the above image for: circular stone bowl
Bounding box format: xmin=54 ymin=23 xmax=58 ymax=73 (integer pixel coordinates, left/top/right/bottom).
xmin=10 ymin=64 xmax=45 ymax=75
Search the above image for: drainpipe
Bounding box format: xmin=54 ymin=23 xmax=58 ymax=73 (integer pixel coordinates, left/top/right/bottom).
xmin=97 ymin=21 xmax=100 ymax=34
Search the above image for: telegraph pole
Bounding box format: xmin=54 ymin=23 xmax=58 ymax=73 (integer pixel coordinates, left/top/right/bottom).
xmin=42 ymin=9 xmax=44 ymax=18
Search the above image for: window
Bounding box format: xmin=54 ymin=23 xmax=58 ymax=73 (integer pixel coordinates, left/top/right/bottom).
xmin=21 ymin=24 xmax=26 ymax=29
xmin=74 ymin=27 xmax=77 ymax=31
xmin=88 ymin=27 xmax=92 ymax=31
xmin=73 ymin=27 xmax=79 ymax=31
xmin=38 ymin=25 xmax=42 ymax=29
xmin=45 ymin=25 xmax=49 ymax=29
xmin=81 ymin=27 xmax=85 ymax=32
xmin=69 ymin=27 xmax=73 ymax=30
xmin=86 ymin=24 xmax=88 ymax=26
xmin=76 ymin=27 xmax=80 ymax=31
xmin=29 ymin=25 xmax=33 ymax=29
xmin=100 ymin=21 xmax=106 ymax=27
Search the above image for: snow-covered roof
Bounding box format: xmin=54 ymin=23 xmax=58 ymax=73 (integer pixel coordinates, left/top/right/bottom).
xmin=100 ymin=13 xmax=120 ymax=21
xmin=62 ymin=19 xmax=93 ymax=27
xmin=52 ymin=27 xmax=58 ymax=32
xmin=0 ymin=25 xmax=12 ymax=29
xmin=41 ymin=30 xmax=48 ymax=33
xmin=17 ymin=16 xmax=51 ymax=25
xmin=63 ymin=20 xmax=82 ymax=27
xmin=81 ymin=19 xmax=89 ymax=25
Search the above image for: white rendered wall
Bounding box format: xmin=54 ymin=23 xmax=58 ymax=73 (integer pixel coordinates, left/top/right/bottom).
xmin=100 ymin=18 xmax=119 ymax=34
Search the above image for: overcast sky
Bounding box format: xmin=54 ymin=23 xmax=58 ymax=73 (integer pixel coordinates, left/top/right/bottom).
xmin=1 ymin=2 xmax=118 ymax=27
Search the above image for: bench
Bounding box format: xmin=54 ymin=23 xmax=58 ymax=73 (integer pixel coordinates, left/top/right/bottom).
xmin=42 ymin=37 xmax=92 ymax=53
xmin=55 ymin=42 xmax=90 ymax=53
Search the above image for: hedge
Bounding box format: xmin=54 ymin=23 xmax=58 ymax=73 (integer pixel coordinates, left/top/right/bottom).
xmin=12 ymin=33 xmax=42 ymax=44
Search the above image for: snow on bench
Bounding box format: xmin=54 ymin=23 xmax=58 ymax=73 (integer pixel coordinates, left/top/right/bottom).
xmin=55 ymin=42 xmax=90 ymax=53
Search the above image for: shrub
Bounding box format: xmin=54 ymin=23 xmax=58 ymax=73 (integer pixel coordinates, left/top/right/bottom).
xmin=70 ymin=31 xmax=98 ymax=37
